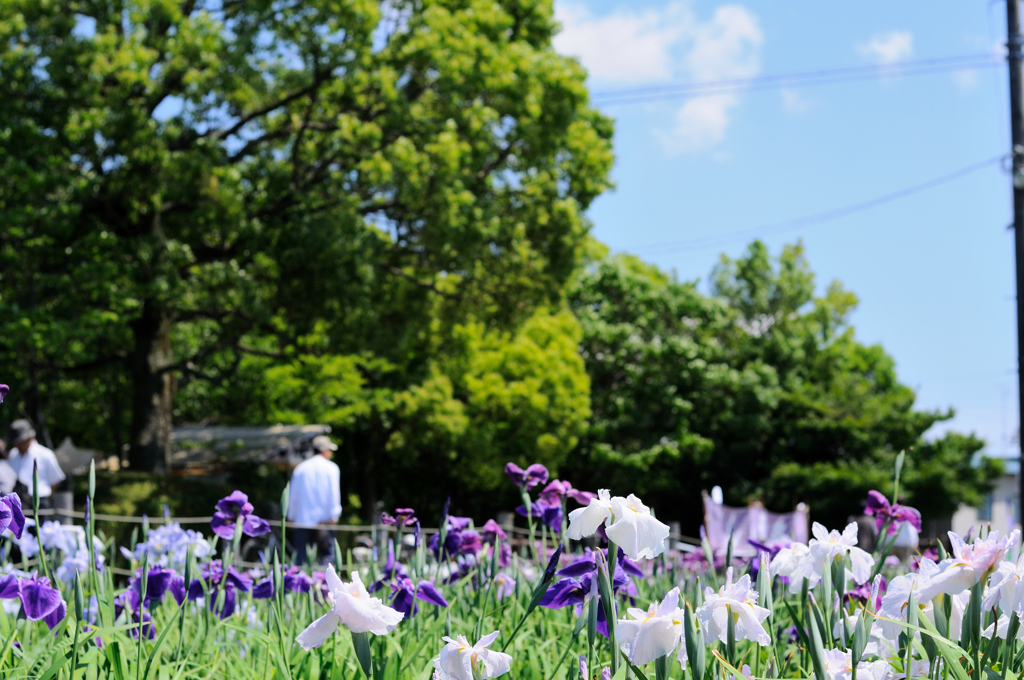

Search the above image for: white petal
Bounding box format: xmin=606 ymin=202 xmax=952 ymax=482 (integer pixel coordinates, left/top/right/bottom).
xmin=325 ymin=564 xmax=345 ymax=593
xmin=847 ymin=548 xmax=875 ymax=585
xmin=476 ymin=631 xmax=501 ymax=649
xmin=566 ymin=501 xmax=612 ymax=540
xmin=296 ymin=612 xmax=340 ymax=650
xmin=629 ymin=616 xmax=680 ymax=665
xmin=606 ymin=511 xmax=669 ymax=561
xmin=477 ymin=648 xmax=513 ymax=679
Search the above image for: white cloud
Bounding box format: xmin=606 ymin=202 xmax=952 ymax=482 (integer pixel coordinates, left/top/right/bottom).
xmin=555 ymin=2 xmax=763 ymax=154
xmin=780 ymin=88 xmax=811 ymax=113
xmin=951 ymin=69 xmax=979 ymax=93
xmin=553 ymin=3 xmax=689 ymax=83
xmin=857 ymin=31 xmax=913 ymax=64
xmin=660 ymin=94 xmax=736 ymax=153
xmin=683 ymin=5 xmax=762 ymax=81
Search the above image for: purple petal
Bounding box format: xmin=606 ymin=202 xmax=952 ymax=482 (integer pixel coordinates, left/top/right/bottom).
xmin=864 ymin=490 xmax=890 ymax=515
xmin=566 ymin=489 xmax=597 ymax=505
xmin=226 ymin=567 xmax=253 ymax=592
xmin=19 ymin=578 xmax=63 ymax=621
xmin=252 ymin=578 xmax=274 ymax=599
xmin=284 ymin=569 xmax=312 ymax=594
xmin=42 ymin=599 xmax=66 ymax=631
xmin=210 ymin=512 xmax=238 ymax=540
xmin=458 ymin=531 xmax=482 ymax=555
xmin=390 ymin=583 xmax=416 ymax=617
xmin=540 ymin=578 xmax=586 ymax=609
xmin=504 ymin=463 xmax=526 ymax=486
xmin=215 ymin=491 xmax=252 ymax=517
xmin=895 ymin=505 xmax=922 ymax=532
xmin=143 ymin=568 xmax=174 ymax=604
xmin=218 ymin=587 xmax=236 ymax=619
xmin=615 ymin=551 xmax=644 ymax=578
xmin=242 ymin=515 xmax=270 ymax=537
xmin=187 ymin=580 xmax=204 ymax=601
xmin=415 ymin=581 xmax=448 ymax=608
xmin=559 ymin=551 xmax=597 ymax=578
xmin=523 ymin=464 xmax=549 ymax=490
xmin=169 ymin=576 xmax=186 ymax=606
xmin=481 ymin=519 xmax=507 ymax=544
xmin=0 ymin=495 xmax=24 ymax=539
xmin=0 ymin=575 xmax=19 ymax=599
xmin=0 ymin=385 xmax=8 ymax=404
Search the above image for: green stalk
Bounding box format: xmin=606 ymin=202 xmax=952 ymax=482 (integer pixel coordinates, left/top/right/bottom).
xmin=604 ymin=541 xmax=620 ymax=674
xmin=31 ymin=463 xmax=49 ymax=580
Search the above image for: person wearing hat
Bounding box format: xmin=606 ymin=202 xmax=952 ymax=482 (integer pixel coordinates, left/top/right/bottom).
xmin=6 ymin=419 xmax=65 ymax=509
xmin=287 ymin=434 xmax=342 ymax=565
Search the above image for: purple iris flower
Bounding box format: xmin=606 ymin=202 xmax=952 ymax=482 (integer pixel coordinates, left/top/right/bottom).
xmin=504 ymin=463 xmax=549 ymax=490
xmin=0 ymin=573 xmax=66 ymax=630
xmin=559 ymin=548 xmax=643 ymax=581
xmin=372 ymin=541 xmax=412 ymax=592
xmin=382 ymin=508 xmax=418 ymax=527
xmin=114 ymin=590 xmax=154 ymax=639
xmin=864 ymin=490 xmax=922 ymax=534
xmin=210 ymin=491 xmax=271 ymax=540
xmin=389 ymin=577 xmax=449 ymax=617
xmin=186 ymin=560 xmax=253 ymax=619
xmin=0 ymin=494 xmax=25 ymax=539
xmin=0 ymin=385 xmax=8 ymax=404
xmin=128 ymin=566 xmax=179 ymax=608
xmin=487 ymin=542 xmax=512 ymax=567
xmin=845 ymin=577 xmax=886 ymax=609
xmin=539 ymin=572 xmax=616 ymax=636
xmin=428 ymin=516 xmax=478 ymax=559
xmin=516 ymin=502 xmax=562 ymax=531
xmin=284 ymin=566 xmax=313 ymax=593
xmin=481 ymin=519 xmax=507 ymax=544
xmin=539 ymin=480 xmax=597 ymax=507
xmin=252 ymin=578 xmax=274 ymax=599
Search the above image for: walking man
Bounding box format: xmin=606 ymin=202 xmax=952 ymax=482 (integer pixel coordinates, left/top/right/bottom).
xmin=6 ymin=420 xmax=65 ymax=509
xmin=287 ymin=435 xmax=342 ymax=565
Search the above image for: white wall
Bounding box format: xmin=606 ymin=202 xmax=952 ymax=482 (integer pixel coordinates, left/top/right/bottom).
xmin=951 ymin=474 xmax=1019 ymax=537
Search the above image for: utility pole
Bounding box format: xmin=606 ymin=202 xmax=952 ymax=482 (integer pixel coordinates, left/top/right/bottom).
xmin=1008 ymin=0 xmax=1024 ymax=524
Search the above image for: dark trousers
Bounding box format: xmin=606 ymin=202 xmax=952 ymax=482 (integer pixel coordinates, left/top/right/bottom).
xmin=294 ymin=527 xmax=335 ymax=566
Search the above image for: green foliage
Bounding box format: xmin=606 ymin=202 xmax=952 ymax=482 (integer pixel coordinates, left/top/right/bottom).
xmin=0 ymin=0 xmax=613 ymax=471
xmin=566 ymin=241 xmax=998 ymax=530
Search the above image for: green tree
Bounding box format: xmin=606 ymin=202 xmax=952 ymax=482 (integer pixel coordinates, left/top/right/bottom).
xmin=223 ymin=308 xmax=591 ymax=518
xmin=566 ymin=242 xmax=997 ymax=531
xmin=0 ymin=0 xmax=613 ymax=472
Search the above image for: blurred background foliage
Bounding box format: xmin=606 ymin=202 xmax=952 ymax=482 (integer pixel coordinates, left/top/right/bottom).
xmin=0 ymin=0 xmax=997 ymax=532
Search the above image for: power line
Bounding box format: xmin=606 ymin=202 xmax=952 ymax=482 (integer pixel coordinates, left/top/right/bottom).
xmin=592 ymin=54 xmax=1004 ymax=106
xmin=626 ymin=155 xmax=1005 ymax=256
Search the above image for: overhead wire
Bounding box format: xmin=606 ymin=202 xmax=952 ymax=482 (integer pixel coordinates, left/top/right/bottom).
xmin=591 ymin=53 xmax=1004 ymax=106
xmin=627 ymin=155 xmax=1006 ymax=256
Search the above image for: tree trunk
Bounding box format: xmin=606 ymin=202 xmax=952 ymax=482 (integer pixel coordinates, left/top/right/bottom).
xmin=127 ymin=302 xmax=174 ymax=473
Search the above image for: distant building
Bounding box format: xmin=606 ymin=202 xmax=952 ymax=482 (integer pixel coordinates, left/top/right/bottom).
xmin=951 ymin=457 xmax=1019 ymax=537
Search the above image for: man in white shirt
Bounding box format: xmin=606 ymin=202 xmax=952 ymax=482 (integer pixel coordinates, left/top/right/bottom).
xmin=6 ymin=420 xmax=66 ymax=509
xmin=287 ymin=435 xmax=342 ymax=565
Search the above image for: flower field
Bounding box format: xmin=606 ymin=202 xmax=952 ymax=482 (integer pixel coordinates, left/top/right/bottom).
xmin=0 ymin=454 xmax=1016 ymax=680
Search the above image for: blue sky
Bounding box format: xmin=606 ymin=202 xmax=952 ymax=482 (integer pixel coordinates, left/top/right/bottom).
xmin=553 ymin=1 xmax=1018 ymax=457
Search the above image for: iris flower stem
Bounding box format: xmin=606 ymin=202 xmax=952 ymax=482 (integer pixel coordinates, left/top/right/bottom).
xmin=32 ymin=464 xmax=50 ymax=581
xmin=604 ymin=540 xmax=620 ymax=675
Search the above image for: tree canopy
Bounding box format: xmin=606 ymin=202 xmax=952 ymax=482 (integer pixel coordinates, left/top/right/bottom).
xmin=0 ymin=0 xmax=613 ymax=484
xmin=564 ymin=242 xmax=998 ymax=531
